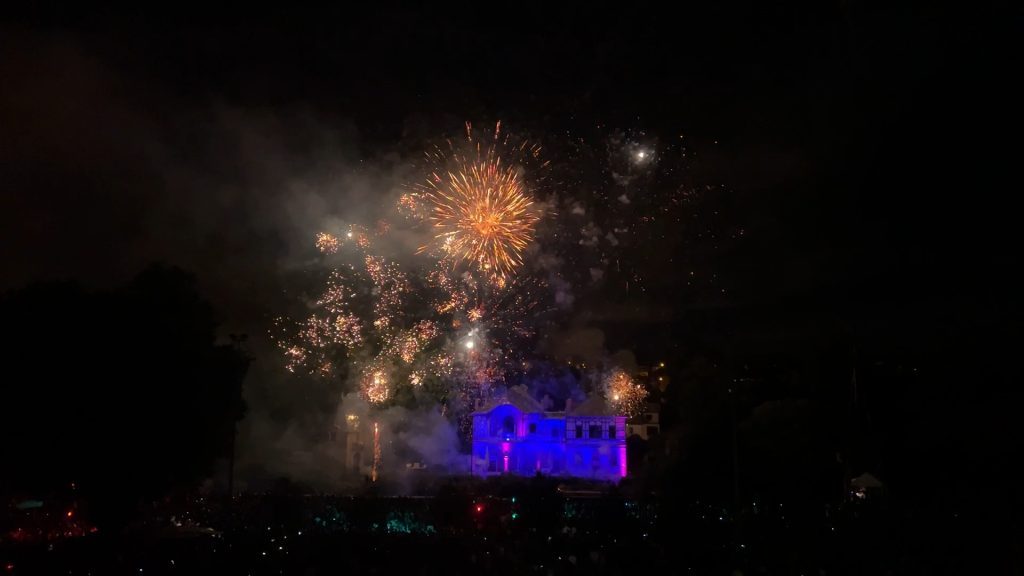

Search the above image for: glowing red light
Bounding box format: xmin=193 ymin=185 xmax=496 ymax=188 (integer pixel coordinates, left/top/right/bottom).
xmin=66 ymin=510 xmax=74 ymax=518
xmin=475 ymin=504 xmax=483 ymax=513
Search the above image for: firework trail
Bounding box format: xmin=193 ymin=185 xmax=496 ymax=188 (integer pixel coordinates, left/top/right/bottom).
xmin=372 ymin=421 xmax=381 ymax=482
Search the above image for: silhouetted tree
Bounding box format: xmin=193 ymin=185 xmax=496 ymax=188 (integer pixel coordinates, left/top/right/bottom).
xmin=0 ymin=265 xmax=248 ymax=529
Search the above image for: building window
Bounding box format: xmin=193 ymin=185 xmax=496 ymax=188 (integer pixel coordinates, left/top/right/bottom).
xmin=608 ymin=425 xmax=616 ymax=439
xmin=528 ymin=423 xmax=537 ymax=434
xmin=589 ymin=424 xmax=602 ymax=439
xmin=502 ymin=416 xmax=515 ymax=436
xmin=575 ymin=424 xmax=583 ymax=439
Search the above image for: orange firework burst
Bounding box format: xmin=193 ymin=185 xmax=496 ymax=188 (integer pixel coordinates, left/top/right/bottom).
xmin=397 ymin=193 xmax=421 ymax=217
xmin=283 ymin=345 xmax=307 ymax=373
xmin=361 ymin=364 xmax=391 ymax=404
xmin=381 ymin=319 xmax=440 ymax=365
xmin=416 ymin=122 xmax=542 ymax=279
xmin=316 ymin=232 xmax=340 ymax=254
xmin=603 ymin=369 xmax=648 ymax=417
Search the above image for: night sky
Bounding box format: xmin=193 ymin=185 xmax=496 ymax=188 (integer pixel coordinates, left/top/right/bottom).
xmin=2 ymin=3 xmax=1020 ymax=512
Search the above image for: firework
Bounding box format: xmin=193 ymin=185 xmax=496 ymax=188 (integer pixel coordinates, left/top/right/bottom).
xmin=269 ymin=268 xmax=368 ymax=375
xmin=334 ymin=225 xmax=371 ymax=250
xmin=602 ymin=369 xmax=647 ymax=417
xmin=413 ymin=122 xmax=543 ymax=279
xmin=395 ymin=335 xmax=420 ymax=363
xmin=315 ymin=273 xmax=348 ymax=312
xmin=364 ymin=256 xmax=409 ymax=334
xmin=283 ymin=345 xmax=307 ymax=373
xmin=316 ymin=232 xmax=340 ymax=254
xmin=271 ymin=121 xmax=732 ymax=465
xmin=409 ymin=370 xmax=424 ymax=387
xmin=372 ymin=421 xmax=381 ymax=483
xmin=385 ymin=320 xmax=439 ymax=364
xmin=331 ymin=313 xmax=364 ymax=348
xmin=428 ymin=266 xmax=470 ymax=314
xmin=361 ymin=363 xmax=391 ymax=404
xmin=427 ymin=261 xmax=544 ymax=346
xmin=275 ymin=123 xmax=568 ymax=443
xmin=397 ymin=193 xmax=422 ymax=217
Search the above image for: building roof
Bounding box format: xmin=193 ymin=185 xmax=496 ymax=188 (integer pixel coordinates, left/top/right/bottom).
xmin=472 ymin=388 xmax=624 ymax=418
xmin=568 ymin=394 xmax=618 ymax=416
xmin=473 ymin=385 xmax=545 ymax=414
xmin=850 ymin=472 xmax=884 ymax=489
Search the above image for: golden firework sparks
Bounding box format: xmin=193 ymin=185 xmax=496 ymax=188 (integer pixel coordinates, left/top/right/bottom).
xmin=603 ymin=369 xmax=648 ymax=417
xmin=315 ymin=232 xmax=340 ymax=254
xmin=362 ymin=365 xmax=391 ymax=404
xmin=395 ymin=334 xmax=421 ymax=364
xmin=383 ymin=320 xmax=440 ymax=364
xmin=397 ymin=193 xmax=422 ymax=217
xmin=467 ymin=306 xmax=484 ymax=322
xmin=424 ymin=161 xmax=538 ymax=277
xmin=332 ymin=313 xmax=363 ymax=347
xmin=364 ymin=256 xmax=408 ymax=335
xmin=277 ymin=123 xmax=552 ymax=419
xmin=283 ymin=346 xmax=307 ymax=373
xmin=415 ymin=122 xmax=542 ymax=279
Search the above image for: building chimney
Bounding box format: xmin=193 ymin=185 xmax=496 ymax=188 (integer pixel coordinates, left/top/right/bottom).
xmin=565 ymin=398 xmax=573 ymax=412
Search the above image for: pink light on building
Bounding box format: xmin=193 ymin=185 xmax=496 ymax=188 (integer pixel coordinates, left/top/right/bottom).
xmin=471 ymin=394 xmax=628 ymax=481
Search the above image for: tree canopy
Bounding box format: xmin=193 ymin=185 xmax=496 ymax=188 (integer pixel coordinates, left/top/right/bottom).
xmin=0 ymin=265 xmax=248 ymax=527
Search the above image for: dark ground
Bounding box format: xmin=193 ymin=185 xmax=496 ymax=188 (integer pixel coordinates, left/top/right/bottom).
xmin=0 ymin=478 xmax=1000 ymax=575
xmin=2 ymin=5 xmax=1021 ymax=575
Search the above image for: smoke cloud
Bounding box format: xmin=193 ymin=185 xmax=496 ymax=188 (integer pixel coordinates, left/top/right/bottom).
xmin=1 ymin=29 xmax=650 ymax=494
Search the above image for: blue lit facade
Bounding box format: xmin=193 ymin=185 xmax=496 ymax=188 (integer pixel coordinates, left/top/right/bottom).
xmin=470 ymin=392 xmax=627 ymax=481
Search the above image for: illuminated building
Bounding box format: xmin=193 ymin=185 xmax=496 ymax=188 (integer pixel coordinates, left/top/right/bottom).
xmin=627 ymin=402 xmax=661 ymax=440
xmin=471 ymin=387 xmax=627 ymax=480
xmin=336 ymin=414 xmax=373 ymax=476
